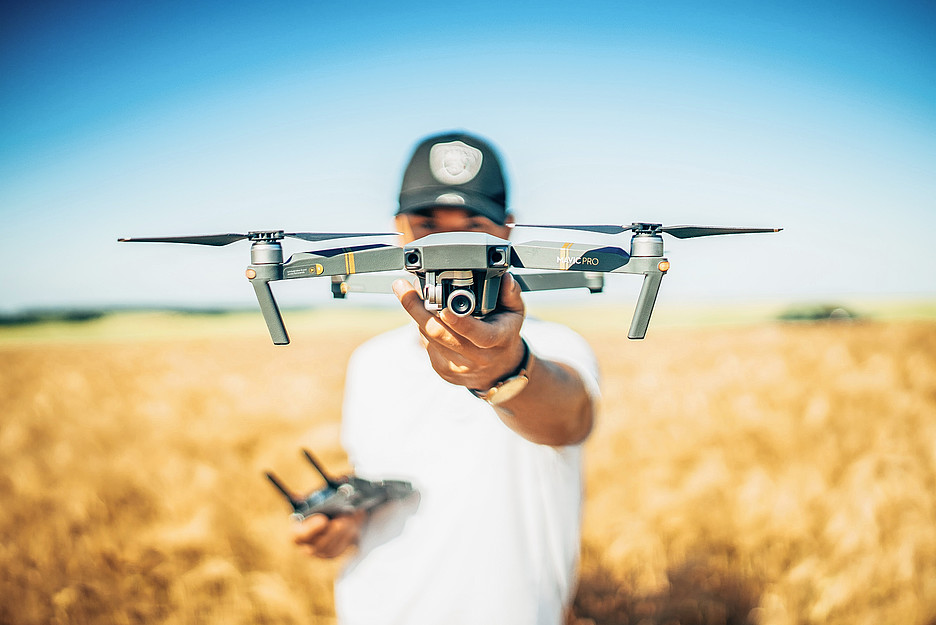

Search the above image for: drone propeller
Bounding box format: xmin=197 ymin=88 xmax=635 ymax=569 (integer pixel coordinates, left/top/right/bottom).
xmin=658 ymin=225 xmax=782 ymax=239
xmin=514 ymin=223 xmax=781 ymax=238
xmin=118 ymin=230 xmax=400 ymax=246
xmin=289 ymin=232 xmax=401 ymax=243
xmin=513 ymin=224 xmax=637 ymax=235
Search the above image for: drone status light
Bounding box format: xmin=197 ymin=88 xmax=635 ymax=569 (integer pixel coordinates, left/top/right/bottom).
xmin=658 ymin=261 xmax=671 ymax=272
xmin=246 ymin=268 xmax=257 ymax=279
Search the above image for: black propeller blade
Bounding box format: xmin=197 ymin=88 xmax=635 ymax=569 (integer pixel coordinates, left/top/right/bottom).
xmin=118 ymin=230 xmax=400 ymax=246
xmin=513 ymin=224 xmax=637 ymax=235
xmin=288 ymin=232 xmax=401 ymax=242
xmin=660 ymin=226 xmax=782 ymax=239
xmin=118 ymin=233 xmax=253 ymax=246
xmin=513 ymin=223 xmax=781 ymax=238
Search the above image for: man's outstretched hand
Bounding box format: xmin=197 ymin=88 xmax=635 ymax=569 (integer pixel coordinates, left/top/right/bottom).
xmin=392 ymin=272 xmax=527 ymax=392
xmin=393 ymin=271 xmax=594 ymax=446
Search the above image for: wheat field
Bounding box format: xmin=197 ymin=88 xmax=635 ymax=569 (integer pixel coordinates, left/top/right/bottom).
xmin=1 ymin=308 xmax=935 ymax=625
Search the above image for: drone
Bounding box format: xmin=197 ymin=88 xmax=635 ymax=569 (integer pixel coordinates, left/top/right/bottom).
xmin=119 ymin=222 xmax=780 ymax=344
xmin=266 ymin=449 xmax=415 ymax=521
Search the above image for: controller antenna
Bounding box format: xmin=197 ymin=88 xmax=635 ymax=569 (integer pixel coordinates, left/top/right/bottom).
xmin=302 ymin=449 xmax=343 ymax=489
xmin=265 ymin=472 xmax=303 ymax=508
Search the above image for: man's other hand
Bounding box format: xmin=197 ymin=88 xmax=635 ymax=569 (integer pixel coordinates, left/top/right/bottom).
xmin=292 ymin=510 xmax=366 ymax=559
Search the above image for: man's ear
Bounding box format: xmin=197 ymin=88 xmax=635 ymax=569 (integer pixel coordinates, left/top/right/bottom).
xmin=395 ymin=214 xmax=413 ymax=244
xmin=499 ymin=213 xmax=515 ymax=239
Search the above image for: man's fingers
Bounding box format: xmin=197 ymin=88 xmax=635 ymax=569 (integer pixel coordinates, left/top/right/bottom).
xmin=426 ymin=343 xmax=476 ymax=378
xmin=439 ymin=274 xmax=524 ymax=349
xmin=292 ymin=513 xmax=329 ymax=545
xmin=393 ymin=279 xmax=429 ymax=321
xmin=395 ymin=274 xmax=524 ymax=352
xmin=312 ymin=519 xmax=352 ymax=558
xmin=313 ymin=511 xmax=366 ymax=558
xmin=395 ymin=279 xmax=470 ymax=353
xmin=439 ymin=310 xmax=505 ymax=349
xmin=498 ymin=273 xmax=525 ymax=315
xmin=292 ymin=512 xmax=364 ymax=559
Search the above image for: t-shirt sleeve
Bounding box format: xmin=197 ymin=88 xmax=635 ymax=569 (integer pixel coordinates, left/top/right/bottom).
xmin=522 ymin=320 xmax=601 ymax=401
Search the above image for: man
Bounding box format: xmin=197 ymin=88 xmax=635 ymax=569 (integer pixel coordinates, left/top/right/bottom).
xmin=293 ymin=131 xmax=600 ymax=624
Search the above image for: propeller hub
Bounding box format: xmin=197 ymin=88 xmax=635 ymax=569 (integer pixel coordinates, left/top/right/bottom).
xmin=248 ymin=230 xmax=286 ymax=241
xmin=631 ymin=223 xmax=663 ymax=235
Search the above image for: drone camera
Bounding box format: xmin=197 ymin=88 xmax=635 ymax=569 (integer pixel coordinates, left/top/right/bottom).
xmin=421 ymin=269 xmax=489 ymax=317
xmin=447 ymin=289 xmax=477 ymax=316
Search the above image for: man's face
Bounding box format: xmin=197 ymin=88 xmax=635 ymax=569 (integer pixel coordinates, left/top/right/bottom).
xmin=395 ymin=207 xmax=512 ymax=244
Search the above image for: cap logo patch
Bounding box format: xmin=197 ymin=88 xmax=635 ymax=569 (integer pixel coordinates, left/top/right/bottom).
xmin=434 ymin=193 xmax=466 ymax=205
xmin=429 ymin=141 xmax=483 ymax=185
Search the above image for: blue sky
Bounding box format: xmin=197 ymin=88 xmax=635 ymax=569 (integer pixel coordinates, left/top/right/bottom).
xmin=2 ymin=1 xmax=934 ymax=313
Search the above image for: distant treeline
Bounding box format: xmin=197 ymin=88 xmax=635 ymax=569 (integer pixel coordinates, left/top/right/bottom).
xmin=1 ymin=302 xmax=870 ymax=328
xmin=776 ymin=304 xmax=858 ymax=322
xmin=0 ymin=307 xmax=243 ymax=327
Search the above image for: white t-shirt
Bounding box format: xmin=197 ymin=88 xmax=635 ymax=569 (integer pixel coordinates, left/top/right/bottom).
xmin=335 ymin=318 xmax=600 ymax=625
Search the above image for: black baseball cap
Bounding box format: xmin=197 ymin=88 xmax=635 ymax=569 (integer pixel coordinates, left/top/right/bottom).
xmin=397 ymin=132 xmax=509 ymax=225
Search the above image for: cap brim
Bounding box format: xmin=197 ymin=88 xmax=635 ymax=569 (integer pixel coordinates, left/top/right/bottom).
xmin=398 ymin=188 xmax=507 ymax=225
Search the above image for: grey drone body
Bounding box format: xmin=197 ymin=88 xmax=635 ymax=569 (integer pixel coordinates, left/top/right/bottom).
xmin=119 ymin=223 xmax=781 ymax=345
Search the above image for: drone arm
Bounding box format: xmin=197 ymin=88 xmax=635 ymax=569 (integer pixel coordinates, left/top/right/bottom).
xmin=330 ymin=271 xmax=410 ymax=296
xmin=281 ymin=245 xmax=405 ymax=281
xmin=511 ymin=271 xmax=604 ymax=293
xmin=511 ymin=241 xmax=668 ymax=338
xmin=246 ymin=245 xmax=405 ymax=345
xmin=510 ymin=241 xmax=631 ymax=273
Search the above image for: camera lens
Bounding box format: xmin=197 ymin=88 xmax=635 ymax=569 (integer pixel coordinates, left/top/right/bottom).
xmin=447 ymin=290 xmax=476 ymax=316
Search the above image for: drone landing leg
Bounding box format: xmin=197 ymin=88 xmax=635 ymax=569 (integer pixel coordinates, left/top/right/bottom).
xmin=250 ymin=279 xmax=290 ymax=345
xmin=628 ymin=271 xmax=663 ymax=340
